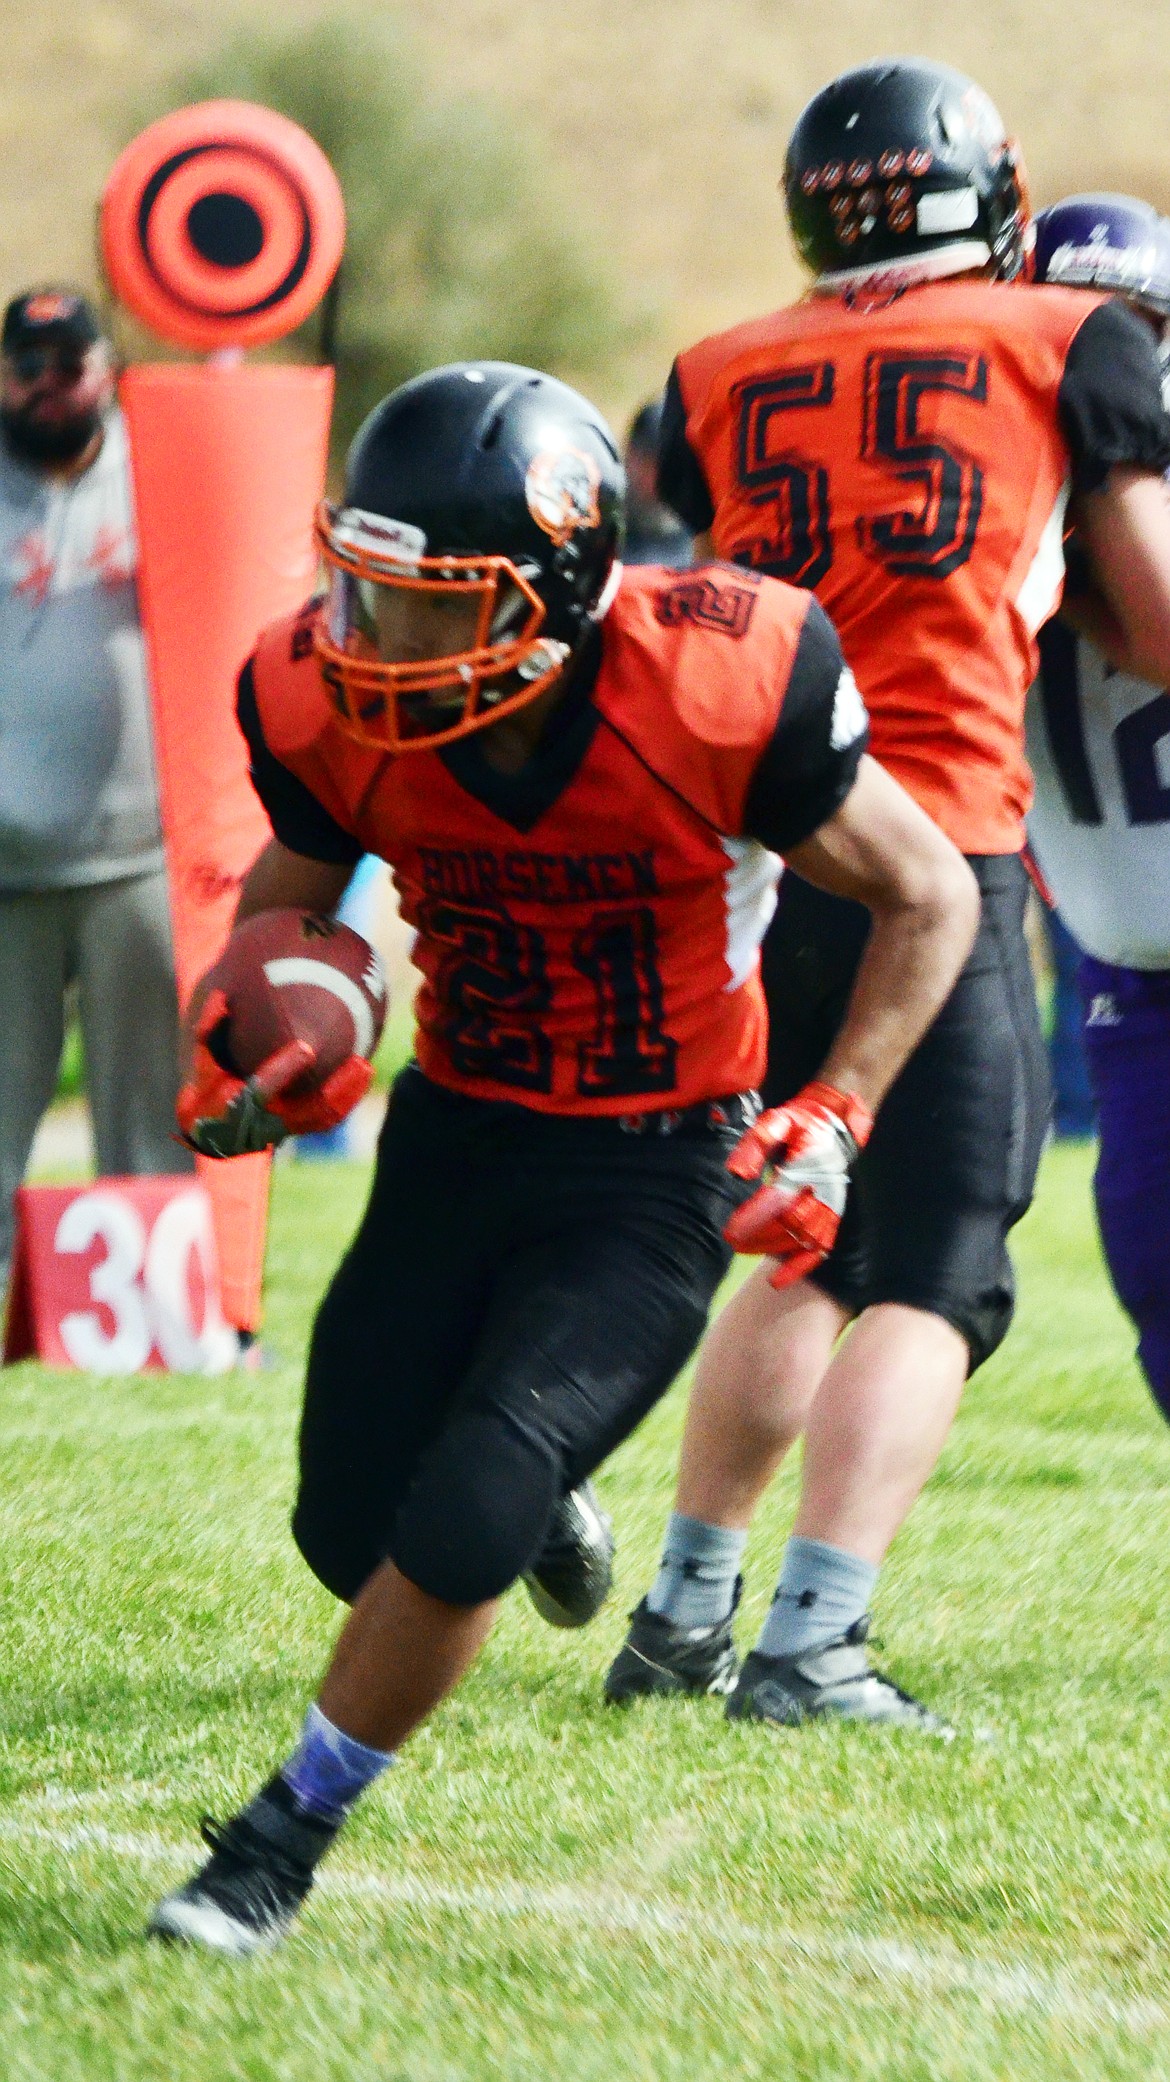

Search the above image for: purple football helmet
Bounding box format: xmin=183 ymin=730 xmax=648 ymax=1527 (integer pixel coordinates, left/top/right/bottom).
xmin=1033 ymin=191 xmax=1170 ymax=317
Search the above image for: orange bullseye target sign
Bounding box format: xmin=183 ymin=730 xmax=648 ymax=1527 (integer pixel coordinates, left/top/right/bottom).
xmin=101 ymin=100 xmax=345 ymax=350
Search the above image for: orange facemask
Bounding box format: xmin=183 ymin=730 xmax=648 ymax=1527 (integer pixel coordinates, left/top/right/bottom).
xmin=312 ymin=502 xmax=573 ymax=753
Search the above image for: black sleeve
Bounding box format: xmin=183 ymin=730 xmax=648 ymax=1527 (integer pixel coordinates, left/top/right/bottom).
xmin=743 ymin=597 xmax=869 ymax=854
xmin=657 ymin=362 xmax=716 ymax=534
xmin=236 ymin=659 xmax=363 ymax=868
xmin=1058 ymin=300 xmax=1170 ymax=493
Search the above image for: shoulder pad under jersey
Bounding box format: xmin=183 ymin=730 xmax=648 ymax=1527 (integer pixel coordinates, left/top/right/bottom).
xmin=251 ymin=601 xmax=336 ymax=757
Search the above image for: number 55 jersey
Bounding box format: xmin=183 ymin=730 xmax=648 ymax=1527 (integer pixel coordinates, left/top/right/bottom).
xmin=662 ymin=282 xmax=1170 ymax=854
xmin=239 ymin=564 xmax=869 ymax=1114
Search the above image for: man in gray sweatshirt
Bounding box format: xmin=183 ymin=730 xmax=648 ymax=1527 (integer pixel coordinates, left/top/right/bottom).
xmin=0 ymin=288 xmax=187 ymax=1297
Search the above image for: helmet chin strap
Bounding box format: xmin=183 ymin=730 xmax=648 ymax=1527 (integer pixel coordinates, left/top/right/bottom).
xmin=485 ymin=567 xmax=621 ymax=709
xmin=489 ymin=557 xmax=621 ymax=701
xmin=509 ymin=556 xmax=621 ymax=693
xmin=513 ymin=638 xmax=571 ymax=686
xmin=590 ymin=558 xmax=624 ymax=623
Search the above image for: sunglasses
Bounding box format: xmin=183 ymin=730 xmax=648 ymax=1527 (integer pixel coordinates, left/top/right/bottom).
xmin=4 ymin=345 xmax=89 ymax=383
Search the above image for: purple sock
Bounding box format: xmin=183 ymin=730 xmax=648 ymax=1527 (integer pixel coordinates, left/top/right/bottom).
xmin=280 ymin=1703 xmax=394 ymax=1822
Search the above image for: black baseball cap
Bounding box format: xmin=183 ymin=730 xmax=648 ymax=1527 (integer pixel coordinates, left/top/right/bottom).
xmin=626 ymin=396 xmax=665 ymax=458
xmin=2 ymin=288 xmax=102 ymax=358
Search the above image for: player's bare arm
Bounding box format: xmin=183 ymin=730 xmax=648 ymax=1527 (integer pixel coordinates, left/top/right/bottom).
xmin=783 ymin=756 xmax=978 ymax=1116
xmin=235 ymin=836 xmax=353 ymax=925
xmin=1065 ymin=468 xmax=1170 ymax=682
xmin=719 ymin=758 xmax=976 ymax=1291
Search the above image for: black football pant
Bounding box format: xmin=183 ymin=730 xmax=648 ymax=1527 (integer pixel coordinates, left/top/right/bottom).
xmin=760 ymin=853 xmax=1049 ymax=1373
xmin=294 ymin=1064 xmax=753 ymax=1606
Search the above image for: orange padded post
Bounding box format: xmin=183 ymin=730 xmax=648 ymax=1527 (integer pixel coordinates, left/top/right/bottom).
xmin=121 ymin=362 xmax=334 ymax=1332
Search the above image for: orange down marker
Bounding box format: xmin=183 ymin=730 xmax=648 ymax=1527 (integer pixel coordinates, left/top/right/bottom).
xmin=103 ymin=104 xmax=344 ymax=1335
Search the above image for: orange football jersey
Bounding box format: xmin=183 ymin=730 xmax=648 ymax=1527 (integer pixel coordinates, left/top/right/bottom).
xmin=246 ymin=566 xmax=866 ymax=1114
xmin=672 ymin=280 xmax=1110 ymax=853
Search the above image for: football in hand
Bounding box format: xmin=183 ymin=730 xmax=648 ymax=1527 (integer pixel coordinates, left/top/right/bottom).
xmin=200 ymin=910 xmax=388 ymax=1097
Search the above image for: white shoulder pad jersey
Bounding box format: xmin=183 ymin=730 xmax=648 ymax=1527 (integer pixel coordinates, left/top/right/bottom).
xmin=1026 ymin=620 xmax=1170 ymax=969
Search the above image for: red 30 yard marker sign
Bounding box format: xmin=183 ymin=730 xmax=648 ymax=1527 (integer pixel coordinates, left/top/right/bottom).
xmin=3 ymin=1179 xmax=237 ymax=1376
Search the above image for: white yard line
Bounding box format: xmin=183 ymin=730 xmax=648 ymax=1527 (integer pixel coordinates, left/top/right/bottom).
xmin=0 ymin=1811 xmax=1163 ymax=2033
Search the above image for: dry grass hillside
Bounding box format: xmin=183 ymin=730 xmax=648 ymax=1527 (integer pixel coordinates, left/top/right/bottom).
xmin=4 ymin=0 xmax=1170 ymax=416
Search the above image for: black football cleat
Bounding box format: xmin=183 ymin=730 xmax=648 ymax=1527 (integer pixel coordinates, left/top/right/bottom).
xmin=603 ymin=1580 xmax=741 ymax=1703
xmin=726 ymin=1616 xmax=953 ymax=1735
xmin=147 ymin=1796 xmax=333 ymax=1955
xmin=524 ymin=1480 xmax=615 ymax=1628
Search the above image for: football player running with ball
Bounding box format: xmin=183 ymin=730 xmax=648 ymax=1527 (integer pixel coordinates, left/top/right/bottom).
xmin=607 ymin=60 xmax=1170 ymax=1729
xmin=149 ymin=361 xmax=975 ymax=1953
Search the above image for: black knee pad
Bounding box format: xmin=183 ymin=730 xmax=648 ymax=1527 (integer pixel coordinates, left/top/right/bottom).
xmin=291 ymin=1495 xmax=382 ymax=1605
xmin=813 ymin=1252 xmax=1017 ymax=1378
xmin=841 ymin=1266 xmax=1016 ymax=1378
xmin=390 ymin=1407 xmax=561 ymax=1606
xmin=957 ymin=1272 xmax=1016 ymax=1375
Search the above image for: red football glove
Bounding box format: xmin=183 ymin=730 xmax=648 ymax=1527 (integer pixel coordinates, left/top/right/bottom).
xmin=176 ymin=990 xmax=374 ymax=1159
xmin=723 ymin=1081 xmax=873 ymax=1289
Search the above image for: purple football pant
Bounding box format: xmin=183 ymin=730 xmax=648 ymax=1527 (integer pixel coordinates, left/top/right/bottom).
xmin=1079 ymin=955 xmax=1170 ymax=1422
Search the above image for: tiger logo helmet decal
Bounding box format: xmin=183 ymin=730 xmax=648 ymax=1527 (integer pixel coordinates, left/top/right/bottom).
xmin=525 ymin=447 xmax=603 ymax=547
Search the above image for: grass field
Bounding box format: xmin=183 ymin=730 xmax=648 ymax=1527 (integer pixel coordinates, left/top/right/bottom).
xmin=2 ymin=1138 xmax=1169 ymax=2080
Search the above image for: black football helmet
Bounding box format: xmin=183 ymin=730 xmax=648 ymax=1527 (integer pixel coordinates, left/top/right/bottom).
xmin=315 ymin=362 xmax=624 ymax=753
xmin=784 ymin=59 xmax=1032 ymax=289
